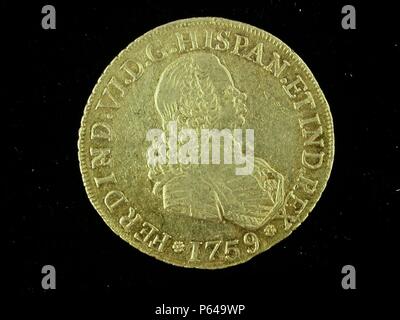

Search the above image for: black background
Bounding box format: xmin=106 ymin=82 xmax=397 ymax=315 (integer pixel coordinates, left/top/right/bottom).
xmin=5 ymin=0 xmax=398 ymax=314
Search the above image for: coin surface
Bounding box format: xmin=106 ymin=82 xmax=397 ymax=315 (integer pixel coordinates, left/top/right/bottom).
xmin=78 ymin=17 xmax=334 ymax=269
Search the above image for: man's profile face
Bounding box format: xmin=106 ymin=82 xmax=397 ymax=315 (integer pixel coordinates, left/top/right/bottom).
xmin=210 ymin=63 xmax=247 ymax=129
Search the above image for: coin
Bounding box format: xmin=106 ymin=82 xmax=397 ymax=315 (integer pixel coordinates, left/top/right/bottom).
xmin=78 ymin=17 xmax=334 ymax=269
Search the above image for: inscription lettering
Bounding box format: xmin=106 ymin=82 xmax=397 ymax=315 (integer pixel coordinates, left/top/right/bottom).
xmin=244 ymin=42 xmax=264 ymax=65
xmin=243 ymin=232 xmax=259 ymax=254
xmin=189 ymin=241 xmax=202 ymax=262
xmin=90 ymin=147 xmax=111 ymax=169
xmin=104 ymin=190 xmax=128 ymax=211
xmin=302 ymin=126 xmax=324 ymax=147
xmin=134 ymin=221 xmax=171 ymax=252
xmin=231 ymin=34 xmax=249 ymax=55
xmin=90 ymin=122 xmax=111 ymax=141
xmin=224 ymin=239 xmax=240 ymax=260
xmin=188 ymin=237 xmax=257 ymax=262
xmin=204 ymin=30 xmax=213 ymax=49
xmin=302 ymin=150 xmax=325 ymax=169
xmin=94 ymin=172 xmax=116 ymax=187
xmin=285 ymin=190 xmax=308 ymax=215
xmin=264 ymin=52 xmax=290 ymax=78
xmin=283 ymin=75 xmax=308 ymax=99
xmin=175 ymin=32 xmax=199 ymax=52
xmin=294 ymin=91 xmax=316 ymax=111
xmin=95 ymin=76 xmax=125 ymax=109
xmin=296 ymin=169 xmax=319 ymax=194
xmin=298 ymin=113 xmax=321 ymax=128
xmin=119 ymin=207 xmax=143 ymax=230
xmin=205 ymin=240 xmax=223 ymax=261
xmin=146 ymin=41 xmax=167 ymax=62
xmin=120 ymin=59 xmax=144 ymax=84
xmin=215 ymin=31 xmax=230 ymax=51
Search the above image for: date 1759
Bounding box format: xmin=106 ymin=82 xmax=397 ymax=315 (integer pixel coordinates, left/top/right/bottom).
xmin=188 ymin=232 xmax=260 ymax=262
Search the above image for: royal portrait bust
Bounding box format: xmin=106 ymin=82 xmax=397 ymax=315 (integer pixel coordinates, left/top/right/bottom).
xmin=147 ymin=52 xmax=284 ymax=230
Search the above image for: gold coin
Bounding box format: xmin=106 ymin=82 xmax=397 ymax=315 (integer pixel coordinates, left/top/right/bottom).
xmin=78 ymin=17 xmax=334 ymax=269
